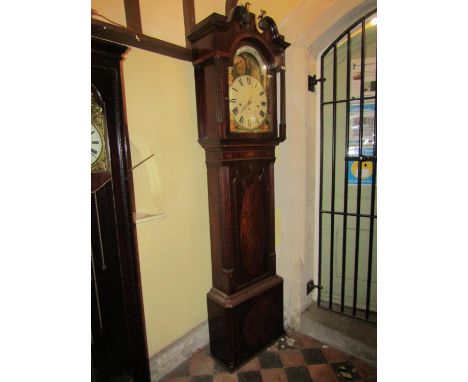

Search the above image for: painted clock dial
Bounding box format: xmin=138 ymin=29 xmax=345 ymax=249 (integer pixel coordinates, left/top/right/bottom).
xmin=229 ymin=75 xmax=268 ymax=130
xmin=229 ymin=45 xmax=271 ymax=133
xmin=91 ymin=85 xmax=110 ymax=172
xmin=91 ymin=123 xmax=104 ymax=166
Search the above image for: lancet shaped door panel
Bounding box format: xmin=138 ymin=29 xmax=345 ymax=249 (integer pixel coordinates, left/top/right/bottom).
xmin=231 ymin=161 xmax=275 ymax=290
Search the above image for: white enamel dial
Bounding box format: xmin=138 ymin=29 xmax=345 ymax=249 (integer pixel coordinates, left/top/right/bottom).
xmin=91 ymin=124 xmax=104 ymax=166
xmin=229 ymin=75 xmax=268 ymax=130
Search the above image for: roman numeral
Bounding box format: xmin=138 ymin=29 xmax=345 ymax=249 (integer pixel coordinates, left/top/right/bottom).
xmin=91 ymin=148 xmax=98 ymax=155
xmin=91 ymin=130 xmax=95 ymax=134
xmin=230 ymin=98 xmax=237 ymax=103
xmin=232 ymin=87 xmax=238 ymax=92
xmin=92 ymin=141 xmax=99 ymax=144
xmin=239 ymin=78 xmax=244 ymax=86
xmin=233 ymin=107 xmax=239 ymax=116
xmin=261 ymin=101 xmax=266 ymax=106
xmin=239 ymin=116 xmax=244 ymax=125
xmin=259 ymin=110 xmax=265 ymax=118
xmin=259 ymin=91 xmax=264 ymax=96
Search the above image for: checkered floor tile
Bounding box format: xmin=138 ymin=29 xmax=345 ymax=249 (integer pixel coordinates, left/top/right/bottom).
xmin=159 ymin=331 xmax=376 ymax=382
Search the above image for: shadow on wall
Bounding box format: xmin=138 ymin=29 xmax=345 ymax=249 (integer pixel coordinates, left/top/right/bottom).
xmin=130 ymin=132 xmax=165 ymax=221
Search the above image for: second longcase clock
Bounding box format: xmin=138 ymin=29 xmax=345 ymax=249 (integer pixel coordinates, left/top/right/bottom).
xmin=189 ymin=5 xmax=290 ymax=369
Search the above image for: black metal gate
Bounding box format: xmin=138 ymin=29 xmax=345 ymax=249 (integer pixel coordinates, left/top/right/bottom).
xmin=318 ymin=10 xmax=377 ymax=321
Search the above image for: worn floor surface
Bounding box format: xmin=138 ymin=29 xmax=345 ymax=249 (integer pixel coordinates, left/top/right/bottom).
xmin=160 ymin=330 xmax=376 ymax=382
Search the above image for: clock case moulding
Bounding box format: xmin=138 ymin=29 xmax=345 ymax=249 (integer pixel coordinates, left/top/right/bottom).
xmin=188 ymin=6 xmax=290 ymax=369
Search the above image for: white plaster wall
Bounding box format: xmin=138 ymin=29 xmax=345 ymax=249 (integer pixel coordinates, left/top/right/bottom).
xmin=275 ymin=0 xmax=377 ymax=329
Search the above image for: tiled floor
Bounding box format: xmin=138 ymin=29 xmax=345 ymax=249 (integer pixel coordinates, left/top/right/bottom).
xmin=160 ymin=331 xmax=376 ymax=382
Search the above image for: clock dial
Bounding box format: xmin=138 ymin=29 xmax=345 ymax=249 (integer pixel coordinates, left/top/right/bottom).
xmin=229 ymin=75 xmax=268 ymax=130
xmin=91 ymin=123 xmax=104 ymax=166
xmin=91 ymin=84 xmax=110 ymax=172
xmin=229 ymin=46 xmax=271 ymax=133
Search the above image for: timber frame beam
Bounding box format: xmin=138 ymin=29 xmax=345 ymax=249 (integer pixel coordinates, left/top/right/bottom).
xmin=91 ymin=18 xmax=192 ymax=61
xmin=183 ymin=0 xmax=196 ymax=48
xmin=123 ymin=0 xmax=143 ymax=33
xmin=91 ymin=0 xmax=239 ymax=62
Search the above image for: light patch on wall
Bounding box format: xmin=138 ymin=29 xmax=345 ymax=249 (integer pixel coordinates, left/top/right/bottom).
xmin=130 ymin=132 xmax=164 ymax=221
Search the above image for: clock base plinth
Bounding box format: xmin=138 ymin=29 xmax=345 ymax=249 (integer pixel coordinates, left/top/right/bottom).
xmin=207 ymin=276 xmax=284 ymax=369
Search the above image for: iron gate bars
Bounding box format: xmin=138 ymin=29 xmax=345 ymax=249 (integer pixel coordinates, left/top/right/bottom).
xmin=318 ymin=9 xmax=377 ymax=322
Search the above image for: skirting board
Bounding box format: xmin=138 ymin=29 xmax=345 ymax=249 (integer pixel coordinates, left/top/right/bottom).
xmin=149 ymin=320 xmax=209 ymax=382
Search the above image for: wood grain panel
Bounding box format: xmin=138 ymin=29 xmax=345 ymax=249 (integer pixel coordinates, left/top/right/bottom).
xmin=231 ymin=162 xmax=273 ymax=289
xmin=207 ymin=277 xmax=284 ymax=368
xmin=240 ymin=174 xmax=265 ymax=276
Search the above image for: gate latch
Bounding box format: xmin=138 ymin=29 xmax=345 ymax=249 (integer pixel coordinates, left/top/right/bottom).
xmin=308 ymin=74 xmax=326 ymax=93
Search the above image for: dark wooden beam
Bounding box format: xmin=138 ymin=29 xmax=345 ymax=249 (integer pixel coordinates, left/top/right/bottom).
xmin=183 ymin=0 xmax=196 ymax=48
xmin=225 ymin=0 xmax=238 ymax=15
xmin=92 ymin=19 xmax=192 ymax=62
xmin=123 ymin=0 xmax=143 ymax=33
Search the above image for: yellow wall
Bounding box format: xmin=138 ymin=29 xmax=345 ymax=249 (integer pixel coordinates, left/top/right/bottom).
xmin=241 ymin=0 xmax=303 ymax=24
xmin=91 ymin=0 xmax=126 ymax=26
xmin=195 ymin=0 xmax=224 ymax=23
xmin=195 ymin=0 xmax=303 ymax=25
xmin=122 ymin=47 xmax=211 ymax=356
xmin=140 ymin=0 xmax=186 ymax=46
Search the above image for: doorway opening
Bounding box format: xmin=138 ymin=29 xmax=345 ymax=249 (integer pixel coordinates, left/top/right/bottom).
xmin=318 ymin=10 xmax=377 ymax=322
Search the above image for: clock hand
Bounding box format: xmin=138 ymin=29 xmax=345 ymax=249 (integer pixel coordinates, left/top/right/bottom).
xmin=241 ymin=98 xmax=252 ymax=112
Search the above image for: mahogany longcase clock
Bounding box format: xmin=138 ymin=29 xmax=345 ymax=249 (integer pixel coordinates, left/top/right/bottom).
xmin=91 ymin=38 xmax=150 ymax=382
xmin=188 ymin=5 xmax=290 ymax=369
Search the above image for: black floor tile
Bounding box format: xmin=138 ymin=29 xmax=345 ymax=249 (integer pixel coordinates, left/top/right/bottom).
xmin=160 ymin=331 xmax=375 ymax=382
xmin=258 ymin=351 xmax=283 ymax=369
xmin=237 ymin=371 xmax=263 ymax=382
xmin=284 ymin=366 xmax=314 ymax=382
xmin=301 ymin=348 xmax=327 ymax=365
xmin=191 ymin=375 xmax=214 ymax=382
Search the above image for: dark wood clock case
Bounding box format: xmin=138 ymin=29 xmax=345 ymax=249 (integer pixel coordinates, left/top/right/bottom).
xmin=188 ymin=6 xmax=289 ymax=369
xmin=91 ymin=38 xmax=150 ymax=382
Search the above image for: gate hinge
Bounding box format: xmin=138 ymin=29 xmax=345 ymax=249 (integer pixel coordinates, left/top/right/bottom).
xmin=308 ymin=74 xmax=326 ymax=93
xmin=307 ymin=279 xmax=323 ymax=295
